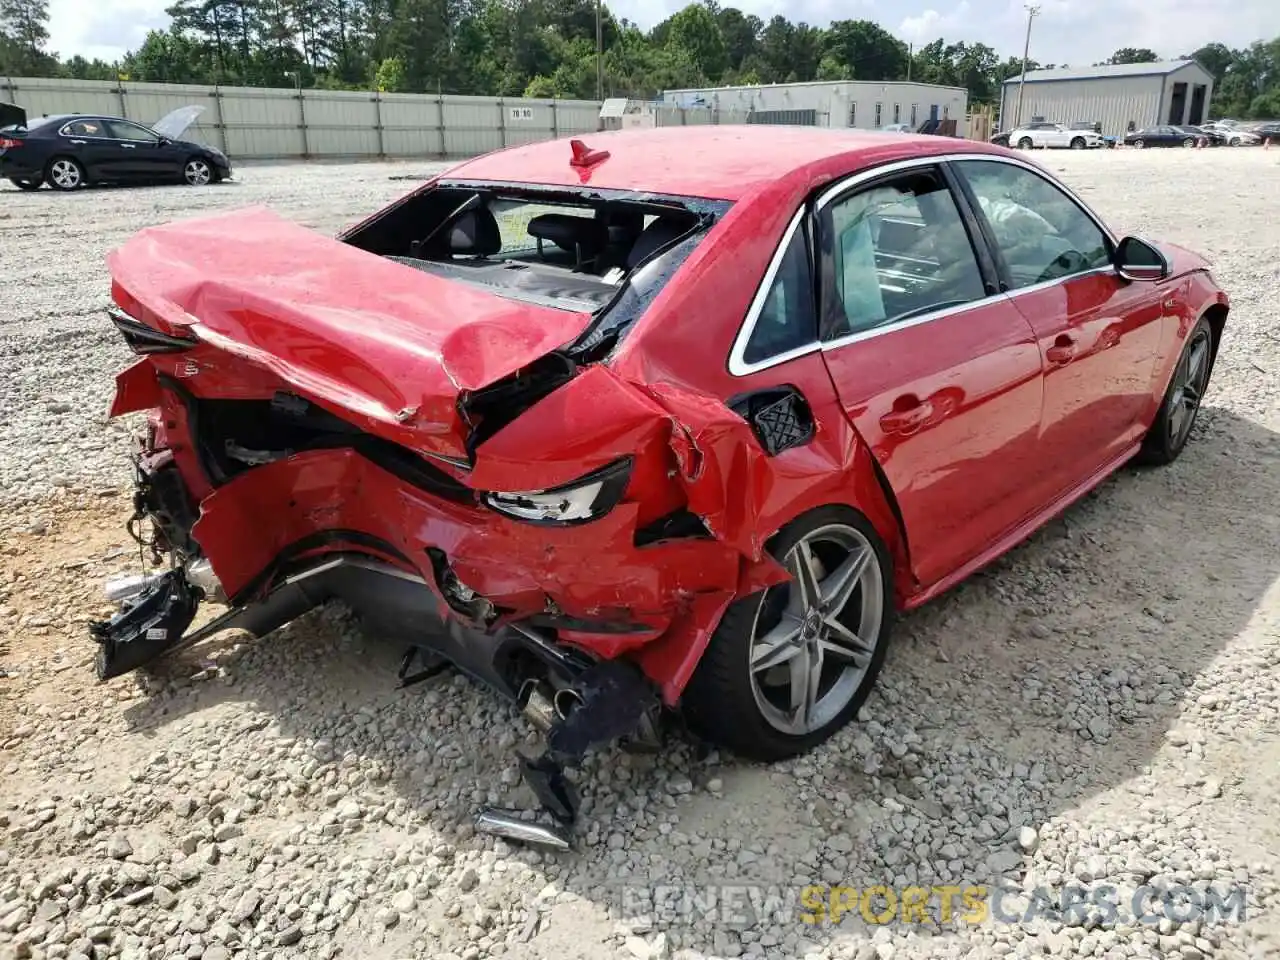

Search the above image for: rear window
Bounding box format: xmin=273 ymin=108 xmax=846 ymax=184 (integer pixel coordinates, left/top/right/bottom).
xmin=7 ymin=115 xmax=59 ymax=133
xmin=341 ymin=182 xmax=728 ymax=323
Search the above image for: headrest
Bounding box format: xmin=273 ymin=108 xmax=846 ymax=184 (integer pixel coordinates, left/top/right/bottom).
xmin=449 ymin=207 xmax=501 ymax=257
xmin=626 ymin=218 xmax=688 ymax=269
xmin=528 ymin=213 xmax=609 ymax=254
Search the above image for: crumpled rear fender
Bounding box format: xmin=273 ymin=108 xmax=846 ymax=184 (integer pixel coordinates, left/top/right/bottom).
xmin=156 ymin=350 xmax=902 ymax=706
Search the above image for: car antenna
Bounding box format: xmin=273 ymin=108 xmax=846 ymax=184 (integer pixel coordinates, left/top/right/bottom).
xmin=569 ymin=139 xmax=610 ymax=168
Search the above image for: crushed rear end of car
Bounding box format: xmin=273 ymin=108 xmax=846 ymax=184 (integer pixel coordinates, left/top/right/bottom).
xmin=91 ymin=187 xmax=795 ymax=844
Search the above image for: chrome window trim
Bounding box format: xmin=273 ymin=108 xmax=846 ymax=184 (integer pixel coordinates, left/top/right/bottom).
xmin=726 ymin=206 xmax=822 ymax=377
xmin=727 ymin=151 xmax=1120 ymax=377
xmin=59 ymin=119 xmax=110 ymax=140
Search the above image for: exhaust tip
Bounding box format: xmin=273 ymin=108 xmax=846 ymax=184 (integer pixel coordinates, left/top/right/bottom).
xmin=475 ymin=808 xmax=572 ymax=850
xmin=553 ymin=687 xmax=583 ymax=720
xmin=103 ymin=573 xmax=160 ymax=603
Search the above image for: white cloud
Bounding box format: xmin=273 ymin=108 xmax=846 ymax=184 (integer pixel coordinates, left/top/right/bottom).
xmin=46 ymin=0 xmax=1280 ymax=69
xmin=49 ymin=0 xmax=169 ymax=63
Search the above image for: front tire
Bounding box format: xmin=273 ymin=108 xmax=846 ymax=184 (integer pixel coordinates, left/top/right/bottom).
xmin=184 ymin=158 xmax=213 ymax=186
xmin=1017 ymin=137 xmax=1033 ymax=149
xmin=682 ymin=505 xmax=895 ymax=762
xmin=46 ymin=157 xmax=85 ymax=191
xmin=1070 ymin=137 xmax=1086 ymax=149
xmin=1137 ymin=316 xmax=1214 ymax=466
xmin=1182 ymin=138 xmax=1195 ymax=148
xmin=1134 ymin=139 xmax=1146 ymax=149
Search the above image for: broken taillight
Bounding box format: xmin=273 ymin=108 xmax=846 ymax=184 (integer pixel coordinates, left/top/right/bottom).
xmin=481 ymin=458 xmax=632 ymax=526
xmin=108 ymin=305 xmax=198 ymax=354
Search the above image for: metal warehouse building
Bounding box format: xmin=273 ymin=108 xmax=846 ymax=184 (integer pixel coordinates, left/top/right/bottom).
xmin=999 ymin=60 xmax=1215 ymax=138
xmin=661 ymin=80 xmax=970 ymax=136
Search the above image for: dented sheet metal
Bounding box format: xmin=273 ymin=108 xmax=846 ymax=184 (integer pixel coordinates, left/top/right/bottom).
xmin=102 ymin=204 xmax=831 ymax=704
xmin=107 ymin=208 xmax=595 ymax=462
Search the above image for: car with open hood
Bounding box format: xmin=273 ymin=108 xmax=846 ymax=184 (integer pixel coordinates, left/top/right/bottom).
xmin=91 ymin=127 xmax=1228 ymax=846
xmin=0 ymin=105 xmax=230 ymax=191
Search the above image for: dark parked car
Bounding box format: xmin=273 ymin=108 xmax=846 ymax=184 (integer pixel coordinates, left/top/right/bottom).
xmin=0 ymin=106 xmax=230 ymax=191
xmin=1122 ymin=125 xmax=1201 ymax=148
xmin=1176 ymin=125 xmax=1224 ymax=146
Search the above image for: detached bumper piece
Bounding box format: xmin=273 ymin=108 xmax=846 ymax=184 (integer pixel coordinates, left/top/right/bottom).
xmin=474 ymin=657 xmax=662 ymax=852
xmin=89 ymin=570 xmax=199 ymax=680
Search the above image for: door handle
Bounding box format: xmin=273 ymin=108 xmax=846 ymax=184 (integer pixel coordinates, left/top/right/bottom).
xmin=880 ymin=396 xmax=935 ymax=435
xmin=120 ymin=143 xmax=136 ymax=149
xmin=1046 ymin=334 xmax=1076 ymax=366
xmin=70 ymin=139 xmax=86 ymax=144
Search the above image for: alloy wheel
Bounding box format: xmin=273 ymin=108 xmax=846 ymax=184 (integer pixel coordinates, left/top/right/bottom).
xmin=50 ymin=159 xmax=82 ymax=189
xmin=1168 ymin=329 xmax=1211 ymax=448
xmin=748 ymin=523 xmax=884 ymax=736
xmin=184 ymin=159 xmax=212 ymax=185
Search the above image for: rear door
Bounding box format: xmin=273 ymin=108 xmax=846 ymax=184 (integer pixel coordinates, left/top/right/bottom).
xmin=950 ymin=156 xmax=1164 ymax=496
xmin=57 ymin=118 xmax=119 ymax=179
xmin=813 ymin=161 xmax=1046 ymax=589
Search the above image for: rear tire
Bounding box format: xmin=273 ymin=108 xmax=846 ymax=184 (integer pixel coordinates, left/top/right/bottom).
xmin=682 ymin=505 xmax=895 ymax=762
xmin=1134 ymin=139 xmax=1146 ymax=149
xmin=1137 ymin=316 xmax=1214 ymax=466
xmin=46 ymin=157 xmax=85 ymax=191
xmin=9 ymin=177 xmax=41 ymax=190
xmin=1017 ymin=137 xmax=1033 ymax=149
xmin=1182 ymin=138 xmax=1195 ymax=148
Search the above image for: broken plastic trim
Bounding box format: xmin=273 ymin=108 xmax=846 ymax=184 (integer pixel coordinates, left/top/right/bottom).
xmin=108 ymin=305 xmax=198 ymax=354
xmin=89 ymin=570 xmax=199 ymax=680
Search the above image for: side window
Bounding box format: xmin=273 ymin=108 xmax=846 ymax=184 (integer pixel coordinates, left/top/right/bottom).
xmin=62 ymin=119 xmax=107 ymax=137
xmin=741 ymin=217 xmax=816 ymax=365
xmin=953 ymin=159 xmax=1111 ymax=289
xmin=105 ymin=120 xmax=161 ymax=142
xmin=822 ymin=170 xmax=987 ymax=340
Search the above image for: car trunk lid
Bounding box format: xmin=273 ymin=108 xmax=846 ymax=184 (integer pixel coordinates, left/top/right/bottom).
xmin=108 ymin=206 xmax=595 ymax=463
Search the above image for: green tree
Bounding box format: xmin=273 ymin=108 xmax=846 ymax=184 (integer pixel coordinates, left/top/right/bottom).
xmin=1107 ymin=47 xmax=1159 ymax=64
xmin=825 ymin=19 xmax=907 ymax=81
xmin=374 ymin=54 xmax=405 ymax=91
xmin=664 ymin=3 xmax=727 ymax=80
xmin=0 ymin=0 xmax=51 ymax=73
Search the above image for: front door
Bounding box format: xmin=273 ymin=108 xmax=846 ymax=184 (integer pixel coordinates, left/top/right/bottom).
xmin=104 ymin=119 xmax=178 ymax=180
xmin=950 ymin=157 xmax=1164 ymax=497
xmin=814 ymin=163 xmax=1046 ymax=589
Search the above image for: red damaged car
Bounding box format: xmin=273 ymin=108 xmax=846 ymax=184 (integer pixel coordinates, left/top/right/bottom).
xmin=94 ymin=127 xmax=1227 ymax=839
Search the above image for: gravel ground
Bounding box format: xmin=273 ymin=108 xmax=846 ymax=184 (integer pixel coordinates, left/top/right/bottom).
xmin=1 ymin=149 xmax=1279 ymax=960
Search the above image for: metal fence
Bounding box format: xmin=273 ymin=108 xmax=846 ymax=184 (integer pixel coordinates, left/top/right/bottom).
xmin=0 ymin=76 xmax=602 ymax=161
xmin=653 ymin=104 xmax=831 ymax=127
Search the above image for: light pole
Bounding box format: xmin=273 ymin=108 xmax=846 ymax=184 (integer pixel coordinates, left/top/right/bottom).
xmin=595 ymin=0 xmax=603 ymax=101
xmin=1014 ymin=4 xmax=1040 ymax=129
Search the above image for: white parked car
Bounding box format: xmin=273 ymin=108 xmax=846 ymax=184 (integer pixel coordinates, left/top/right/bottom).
xmin=1224 ymin=129 xmax=1261 ymax=146
xmin=879 ymin=123 xmax=913 ymax=133
xmin=1009 ymin=122 xmax=1105 ymax=150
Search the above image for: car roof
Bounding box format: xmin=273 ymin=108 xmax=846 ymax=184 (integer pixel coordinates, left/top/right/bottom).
xmin=442 ymin=126 xmax=1005 ymax=202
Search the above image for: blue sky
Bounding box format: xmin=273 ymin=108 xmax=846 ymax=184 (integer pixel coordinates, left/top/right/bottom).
xmin=49 ymin=0 xmax=1280 ymax=69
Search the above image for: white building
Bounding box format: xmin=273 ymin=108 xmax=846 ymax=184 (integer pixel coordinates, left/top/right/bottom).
xmin=660 ymin=80 xmax=970 ymax=136
xmin=999 ymin=60 xmax=1216 ymax=137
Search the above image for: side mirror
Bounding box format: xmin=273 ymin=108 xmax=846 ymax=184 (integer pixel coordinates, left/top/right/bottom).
xmin=1114 ymin=235 xmax=1169 ymax=282
xmin=158 ymin=137 xmax=172 ymax=146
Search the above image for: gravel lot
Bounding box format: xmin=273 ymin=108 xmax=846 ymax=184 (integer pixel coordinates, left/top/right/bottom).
xmin=2 ymin=149 xmax=1279 ymax=960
